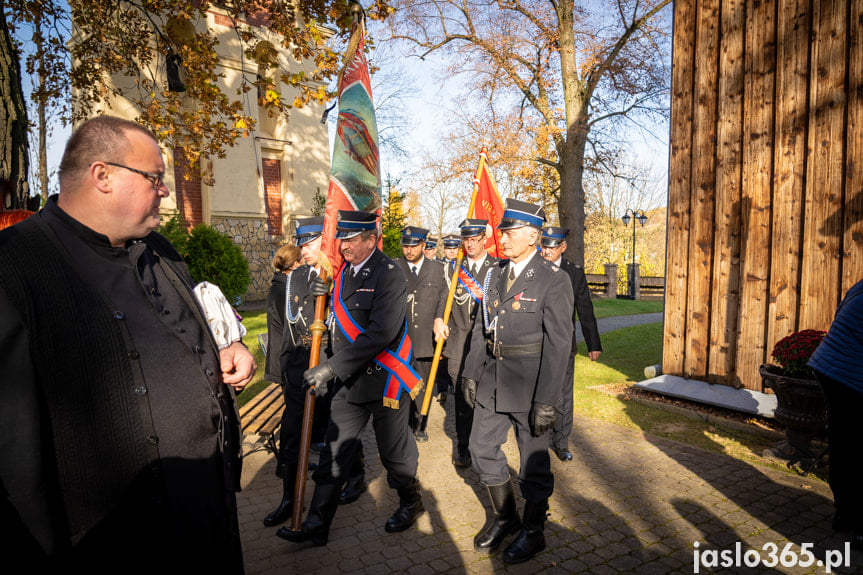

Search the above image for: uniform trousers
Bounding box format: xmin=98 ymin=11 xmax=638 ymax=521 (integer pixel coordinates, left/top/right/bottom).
xmin=816 ymin=373 xmax=863 ymax=531
xmin=550 ymin=355 xmax=576 ymax=450
xmin=280 ymin=382 xmax=307 ymax=464
xmin=448 ymin=356 xmax=473 ymax=458
xmin=313 ymin=385 xmax=418 ymax=490
xmin=469 ymin=395 xmax=554 ymax=503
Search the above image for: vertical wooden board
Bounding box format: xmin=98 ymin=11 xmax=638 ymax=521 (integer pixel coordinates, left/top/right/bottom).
xmin=844 ymin=0 xmax=863 ymax=294
xmin=709 ymin=0 xmax=745 ymax=386
xmin=767 ymin=0 xmax=811 ymax=354
xmin=800 ymin=0 xmax=847 ymax=330
xmin=685 ymin=0 xmax=720 ymax=380
xmin=736 ymin=0 xmax=777 ymax=391
xmin=663 ymin=0 xmax=696 ymax=377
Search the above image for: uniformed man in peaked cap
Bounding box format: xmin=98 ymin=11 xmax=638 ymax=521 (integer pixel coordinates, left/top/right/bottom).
xmin=434 ymin=218 xmax=500 ymax=468
xmin=442 ymin=234 xmax=461 ymax=263
xmin=394 ymin=225 xmax=448 ymax=441
xmin=461 ymin=198 xmax=574 ymax=564
xmin=279 ymin=210 xmax=424 ymax=546
xmin=540 ymin=226 xmax=602 ymax=462
xmin=423 ymin=236 xmax=440 ymax=261
xmin=269 ymin=216 xmax=368 ymax=536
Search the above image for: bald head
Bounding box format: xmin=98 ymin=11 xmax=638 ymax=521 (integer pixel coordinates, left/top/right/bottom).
xmin=59 ymin=116 xmax=159 ymax=193
xmin=56 ymin=116 xmax=169 ymax=247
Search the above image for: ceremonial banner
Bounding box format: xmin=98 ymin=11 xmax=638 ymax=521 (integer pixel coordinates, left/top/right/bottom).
xmin=471 ymin=147 xmax=505 ymax=257
xmin=321 ymin=14 xmax=382 ymax=269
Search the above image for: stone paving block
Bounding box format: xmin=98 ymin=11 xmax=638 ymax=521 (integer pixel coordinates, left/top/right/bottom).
xmin=235 ymin=398 xmax=848 ymax=574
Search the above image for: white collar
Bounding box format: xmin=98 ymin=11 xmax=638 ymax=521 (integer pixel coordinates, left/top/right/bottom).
xmin=509 ymin=250 xmax=538 ymax=279
xmin=350 ymin=250 xmax=375 ymax=276
xmin=466 ymin=253 xmax=487 ymax=270
xmin=409 ymin=256 xmax=424 ymax=274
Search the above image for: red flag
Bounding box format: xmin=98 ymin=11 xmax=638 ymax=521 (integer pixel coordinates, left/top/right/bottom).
xmin=321 ymin=14 xmax=382 ymax=271
xmin=470 ymin=147 xmax=505 ymax=258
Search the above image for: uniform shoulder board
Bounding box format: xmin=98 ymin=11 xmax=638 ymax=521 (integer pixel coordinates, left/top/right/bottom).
xmin=551 ymin=265 xmax=560 ymax=272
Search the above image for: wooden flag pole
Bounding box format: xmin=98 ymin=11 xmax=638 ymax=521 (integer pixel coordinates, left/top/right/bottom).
xmin=417 ymin=148 xmax=489 ymax=423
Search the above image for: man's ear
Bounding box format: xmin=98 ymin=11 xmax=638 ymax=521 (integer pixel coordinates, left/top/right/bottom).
xmin=89 ymin=162 xmax=113 ymax=195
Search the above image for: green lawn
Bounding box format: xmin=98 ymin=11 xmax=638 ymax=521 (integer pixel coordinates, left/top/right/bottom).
xmin=590 ymin=297 xmax=664 ymax=319
xmin=237 ymin=310 xmax=270 ymax=407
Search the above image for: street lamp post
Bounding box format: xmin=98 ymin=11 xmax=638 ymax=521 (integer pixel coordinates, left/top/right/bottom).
xmin=621 ymin=209 xmax=648 ymax=299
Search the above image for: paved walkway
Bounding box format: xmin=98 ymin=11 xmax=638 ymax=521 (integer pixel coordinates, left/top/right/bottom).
xmin=237 ymin=313 xmax=859 ymax=573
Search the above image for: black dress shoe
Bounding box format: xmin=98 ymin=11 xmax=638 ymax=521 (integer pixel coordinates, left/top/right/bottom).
xmin=385 ymin=500 xmax=425 ymax=533
xmin=453 ymin=454 xmax=472 ymax=468
xmin=338 ymin=481 xmax=367 ymax=505
xmin=438 ymin=392 xmax=447 ymax=405
xmin=263 ymin=497 xmax=293 ymax=527
xmin=553 ymin=447 xmax=572 ymax=461
xmin=415 ymin=430 xmax=429 ymax=443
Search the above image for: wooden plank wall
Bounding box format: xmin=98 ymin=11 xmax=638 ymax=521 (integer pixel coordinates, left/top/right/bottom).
xmin=665 ymin=0 xmax=863 ymax=391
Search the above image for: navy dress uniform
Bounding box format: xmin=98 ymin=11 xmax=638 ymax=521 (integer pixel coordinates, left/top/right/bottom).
xmin=541 ymin=226 xmax=602 ymax=462
xmin=266 ymin=217 xmax=349 ymax=530
xmin=423 ymin=236 xmax=439 ymax=260
xmin=442 ymin=234 xmax=461 ymax=262
xmin=395 ymin=226 xmax=448 ymax=441
xmin=279 ymin=211 xmax=425 ymax=546
xmin=462 ymin=199 xmax=574 ymax=564
xmin=444 ymin=219 xmax=500 ymax=468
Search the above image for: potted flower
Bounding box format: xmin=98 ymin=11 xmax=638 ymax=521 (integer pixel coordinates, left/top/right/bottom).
xmin=760 ymin=329 xmax=828 ymax=461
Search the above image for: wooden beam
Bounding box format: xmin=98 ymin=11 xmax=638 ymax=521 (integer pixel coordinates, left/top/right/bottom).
xmin=685 ymin=0 xmax=721 ymax=381
xmin=709 ymin=0 xmax=745 ymax=386
xmin=663 ymin=0 xmax=697 ymax=377
xmin=844 ymin=0 xmax=863 ymax=295
xmin=800 ymin=0 xmax=847 ymax=329
xmin=767 ymin=0 xmax=811 ymax=355
xmin=736 ymin=0 xmax=777 ymax=391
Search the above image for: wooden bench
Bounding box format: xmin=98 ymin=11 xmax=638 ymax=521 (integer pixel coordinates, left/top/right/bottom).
xmin=239 ymin=382 xmax=284 ymax=455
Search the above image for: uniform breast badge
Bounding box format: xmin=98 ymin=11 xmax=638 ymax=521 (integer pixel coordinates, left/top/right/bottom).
xmin=512 ymin=301 xmax=521 ymax=311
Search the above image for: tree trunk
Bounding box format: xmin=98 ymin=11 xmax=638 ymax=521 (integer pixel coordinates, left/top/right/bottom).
xmin=0 ymin=0 xmax=30 ymax=210
xmin=558 ymin=131 xmax=588 ymax=267
xmin=36 ymin=19 xmax=49 ymax=202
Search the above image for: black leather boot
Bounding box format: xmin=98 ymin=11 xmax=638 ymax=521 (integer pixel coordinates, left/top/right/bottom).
xmin=385 ymin=477 xmax=424 ymax=533
xmin=474 ymin=481 xmax=521 ymax=551
xmin=339 ymin=445 xmax=367 ymax=505
xmin=502 ymin=499 xmax=548 ymax=564
xmin=276 ymin=483 xmax=341 ymax=546
xmin=264 ymin=464 xmax=298 ymax=527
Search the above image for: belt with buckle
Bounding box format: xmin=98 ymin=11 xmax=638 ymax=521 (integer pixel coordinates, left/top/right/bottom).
xmin=487 ymin=340 xmax=541 ymax=359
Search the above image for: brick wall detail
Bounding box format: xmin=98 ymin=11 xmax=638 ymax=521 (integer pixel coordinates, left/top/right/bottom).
xmin=173 ymin=146 xmax=203 ymax=228
xmin=261 ymin=158 xmax=282 ymax=236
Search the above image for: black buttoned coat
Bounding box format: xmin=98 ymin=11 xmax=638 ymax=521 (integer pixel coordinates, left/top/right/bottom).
xmin=561 ymin=258 xmax=602 ymax=356
xmin=328 ymin=249 xmax=414 ymax=404
xmin=463 ymin=252 xmax=574 ymax=412
xmin=395 ymin=256 xmax=447 ymax=359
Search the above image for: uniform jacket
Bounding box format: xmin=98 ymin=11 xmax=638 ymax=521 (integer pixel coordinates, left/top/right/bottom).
xmin=328 ymin=249 xmax=414 ymax=404
xmin=278 ymin=264 xmax=331 ymax=388
xmin=561 ymin=258 xmax=602 ymax=356
xmin=443 ymin=255 xmax=500 ymax=374
xmin=395 ymin=256 xmax=447 ymax=358
xmin=463 ymin=252 xmax=574 ymax=412
xmin=265 ymin=272 xmax=287 ymax=382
